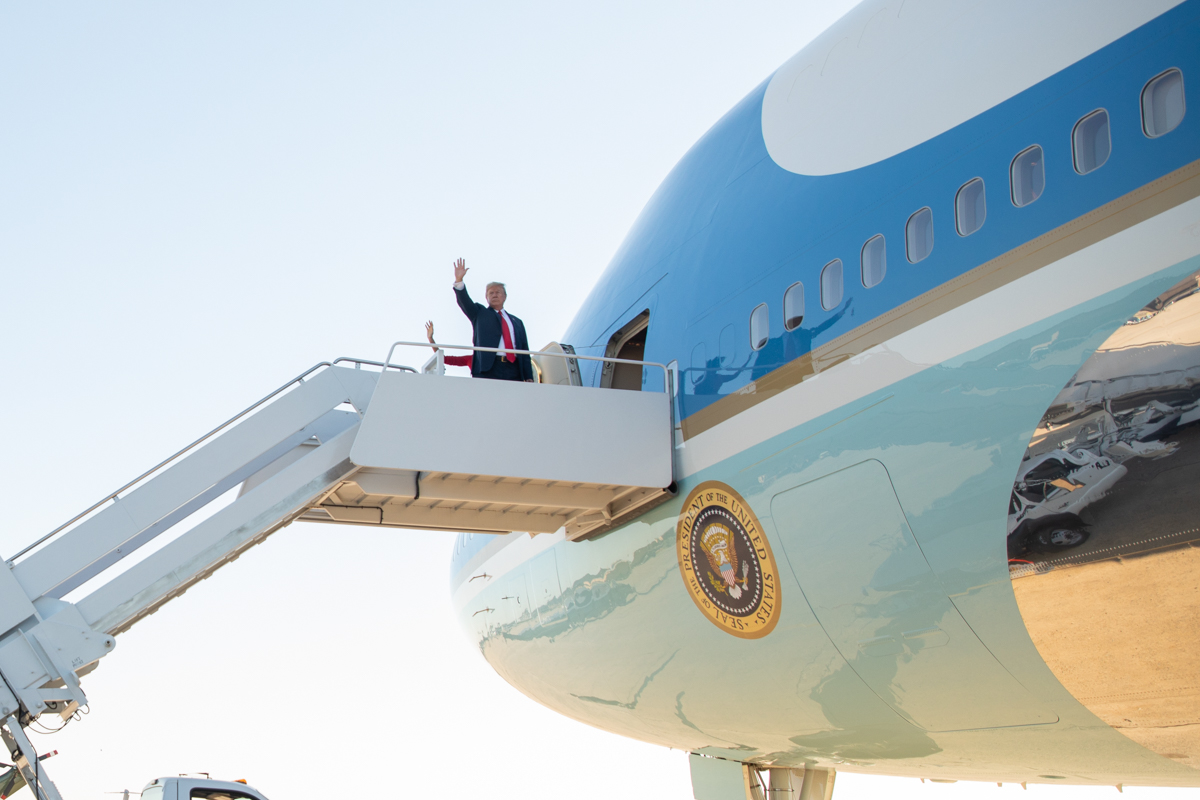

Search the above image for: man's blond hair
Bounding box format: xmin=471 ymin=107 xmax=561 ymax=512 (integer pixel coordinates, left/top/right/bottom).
xmin=486 ymin=281 xmax=507 ymax=293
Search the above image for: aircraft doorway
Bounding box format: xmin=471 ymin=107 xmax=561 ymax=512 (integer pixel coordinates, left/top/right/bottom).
xmin=601 ymin=310 xmax=649 ymax=391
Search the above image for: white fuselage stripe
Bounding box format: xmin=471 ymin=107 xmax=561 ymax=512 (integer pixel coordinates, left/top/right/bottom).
xmin=678 ymin=196 xmax=1200 ymax=478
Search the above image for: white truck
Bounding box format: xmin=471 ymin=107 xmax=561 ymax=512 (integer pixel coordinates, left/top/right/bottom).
xmin=0 ymin=760 xmax=267 ymax=800
xmin=141 ymin=776 xmax=269 ymax=800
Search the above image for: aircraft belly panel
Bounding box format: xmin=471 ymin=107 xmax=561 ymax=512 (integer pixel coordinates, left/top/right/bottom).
xmin=771 ymin=460 xmax=1055 ymax=731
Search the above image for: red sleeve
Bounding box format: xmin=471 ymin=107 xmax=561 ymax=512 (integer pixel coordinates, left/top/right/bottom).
xmin=444 ymin=354 xmax=473 ymax=367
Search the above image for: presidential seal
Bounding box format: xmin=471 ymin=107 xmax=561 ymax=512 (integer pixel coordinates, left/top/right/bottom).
xmin=676 ymin=481 xmax=781 ymax=639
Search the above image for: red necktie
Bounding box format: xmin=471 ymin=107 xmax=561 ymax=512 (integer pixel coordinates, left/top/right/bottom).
xmin=499 ymin=311 xmax=516 ymax=363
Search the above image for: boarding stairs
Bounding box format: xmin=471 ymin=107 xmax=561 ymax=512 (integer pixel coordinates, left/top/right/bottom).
xmin=0 ymin=344 xmax=675 ymax=800
xmin=14 ymin=343 xmax=674 ymax=634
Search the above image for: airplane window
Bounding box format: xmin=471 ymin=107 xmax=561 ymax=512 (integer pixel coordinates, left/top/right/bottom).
xmin=955 ymin=178 xmax=986 ymax=236
xmin=1010 ymin=145 xmax=1044 ymax=207
xmin=905 ymin=207 xmax=934 ymax=263
xmin=1142 ymin=68 xmax=1185 ymax=138
xmin=690 ymin=342 xmax=706 ymax=386
xmin=784 ymin=282 xmax=805 ymax=331
xmin=719 ymin=324 xmax=736 ymax=366
xmin=750 ymin=303 xmax=769 ymax=351
xmin=1072 ymin=109 xmax=1111 ymax=174
xmin=821 ymin=259 xmax=843 ymax=310
xmin=861 ymin=235 xmax=886 ymax=288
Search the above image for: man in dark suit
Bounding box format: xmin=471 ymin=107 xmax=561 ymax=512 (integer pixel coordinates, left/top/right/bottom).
xmin=452 ymin=258 xmax=535 ymax=382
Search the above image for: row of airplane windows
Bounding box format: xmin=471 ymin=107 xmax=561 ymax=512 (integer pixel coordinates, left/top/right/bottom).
xmin=734 ymin=67 xmax=1188 ymax=355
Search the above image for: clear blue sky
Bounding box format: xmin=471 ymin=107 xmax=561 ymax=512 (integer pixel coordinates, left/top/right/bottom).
xmin=0 ymin=3 xmax=1192 ymax=799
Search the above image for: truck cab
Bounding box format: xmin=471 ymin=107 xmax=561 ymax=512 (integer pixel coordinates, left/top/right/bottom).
xmin=141 ymin=777 xmax=269 ymax=800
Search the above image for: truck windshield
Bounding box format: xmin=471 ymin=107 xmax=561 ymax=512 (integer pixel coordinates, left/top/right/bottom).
xmin=190 ymin=791 xmax=264 ymax=800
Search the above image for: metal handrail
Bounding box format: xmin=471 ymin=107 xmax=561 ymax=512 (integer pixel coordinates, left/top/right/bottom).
xmin=11 ymin=357 xmax=407 ymax=562
xmin=332 ymin=357 xmax=417 ymax=372
xmin=382 ymin=340 xmax=673 ymax=394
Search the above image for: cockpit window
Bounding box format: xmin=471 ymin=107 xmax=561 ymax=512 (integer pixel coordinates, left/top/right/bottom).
xmin=861 ymin=235 xmax=886 ymax=288
xmin=750 ymin=303 xmax=769 ymax=351
xmin=821 ymin=259 xmax=843 ymax=310
xmin=783 ymin=282 xmax=805 ymax=331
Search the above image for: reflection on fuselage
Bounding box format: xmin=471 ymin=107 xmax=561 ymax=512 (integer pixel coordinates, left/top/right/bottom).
xmin=1011 ymin=269 xmax=1200 ymax=769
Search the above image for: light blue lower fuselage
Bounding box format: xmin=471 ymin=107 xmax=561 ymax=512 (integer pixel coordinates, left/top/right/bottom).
xmin=451 ymin=2 xmax=1200 ymax=785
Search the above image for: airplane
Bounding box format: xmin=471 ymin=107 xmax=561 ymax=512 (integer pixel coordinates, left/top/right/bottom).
xmin=448 ymin=0 xmax=1200 ymax=796
xmin=0 ymin=1 xmax=1196 ymax=799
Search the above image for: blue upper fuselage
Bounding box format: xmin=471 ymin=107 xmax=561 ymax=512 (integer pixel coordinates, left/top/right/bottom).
xmin=449 ymin=0 xmax=1200 ymax=583
xmin=561 ymin=1 xmax=1200 ymax=420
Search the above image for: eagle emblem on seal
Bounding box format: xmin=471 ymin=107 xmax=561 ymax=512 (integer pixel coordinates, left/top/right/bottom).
xmin=675 ymin=481 xmax=781 ymax=639
xmin=700 ymin=523 xmax=751 ymax=599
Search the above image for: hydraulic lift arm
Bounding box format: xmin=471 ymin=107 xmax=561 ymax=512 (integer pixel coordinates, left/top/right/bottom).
xmin=0 ymin=364 xmax=379 ymax=800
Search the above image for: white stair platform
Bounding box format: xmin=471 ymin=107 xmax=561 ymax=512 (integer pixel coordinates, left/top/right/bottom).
xmin=14 ymin=355 xmax=673 ymax=644
xmin=300 ymin=370 xmax=675 ymax=540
